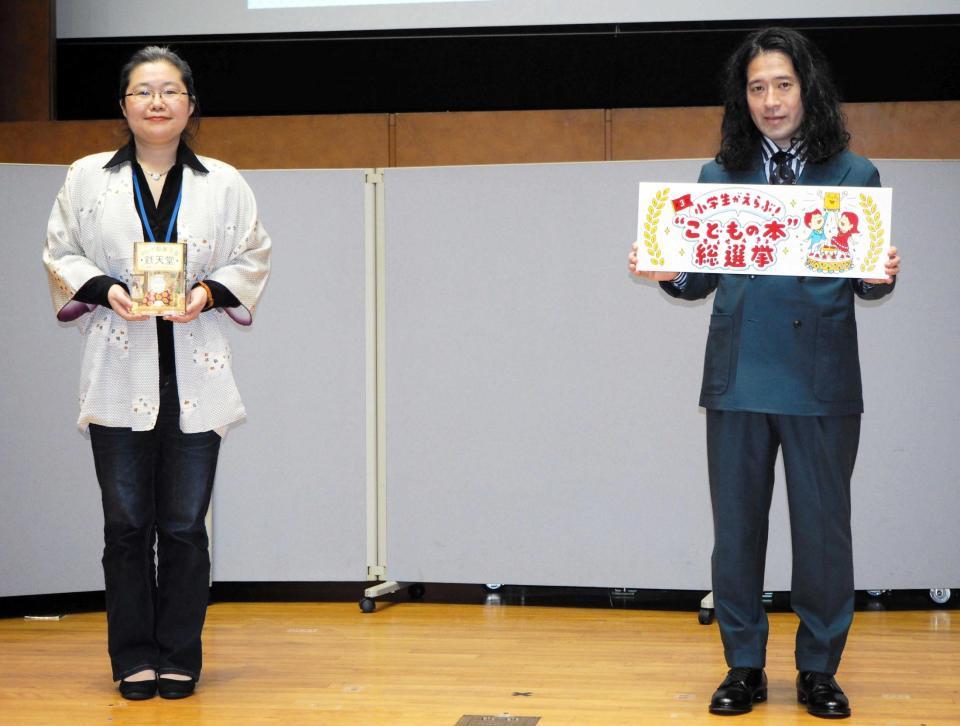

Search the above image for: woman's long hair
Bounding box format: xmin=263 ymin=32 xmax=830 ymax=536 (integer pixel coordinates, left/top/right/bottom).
xmin=716 ymin=27 xmax=849 ymax=170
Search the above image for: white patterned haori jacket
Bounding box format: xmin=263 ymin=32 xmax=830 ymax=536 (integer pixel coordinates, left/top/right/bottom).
xmin=43 ymin=152 xmax=271 ymax=434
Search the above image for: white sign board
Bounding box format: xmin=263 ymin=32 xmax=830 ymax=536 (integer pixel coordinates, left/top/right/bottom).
xmin=636 ymin=182 xmax=892 ymax=278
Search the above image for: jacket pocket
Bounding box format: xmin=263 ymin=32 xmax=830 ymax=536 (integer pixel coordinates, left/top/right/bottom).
xmin=701 ymin=314 xmax=733 ymax=396
xmin=813 ymin=318 xmax=862 ymax=402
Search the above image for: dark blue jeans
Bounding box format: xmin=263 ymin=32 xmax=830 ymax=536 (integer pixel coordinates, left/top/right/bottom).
xmin=90 ymin=377 xmax=220 ymax=681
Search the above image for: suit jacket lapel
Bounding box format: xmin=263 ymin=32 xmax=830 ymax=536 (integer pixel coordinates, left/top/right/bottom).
xmin=728 ymin=163 xmax=766 ymax=185
xmin=798 ymin=152 xmax=851 ymax=186
xmin=715 ymin=148 xmax=851 ymax=186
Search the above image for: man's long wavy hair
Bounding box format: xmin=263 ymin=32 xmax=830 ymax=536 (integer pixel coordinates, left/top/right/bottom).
xmin=716 ymin=27 xmax=850 ymax=171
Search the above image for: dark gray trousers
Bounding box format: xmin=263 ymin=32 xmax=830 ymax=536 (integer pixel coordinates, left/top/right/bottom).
xmin=706 ymin=409 xmax=860 ymax=674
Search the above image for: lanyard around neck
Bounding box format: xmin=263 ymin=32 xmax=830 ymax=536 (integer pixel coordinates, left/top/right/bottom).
xmin=132 ymin=165 xmax=182 ymax=242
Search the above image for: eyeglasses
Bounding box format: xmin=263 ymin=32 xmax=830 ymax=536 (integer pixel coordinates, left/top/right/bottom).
xmin=124 ymin=88 xmax=190 ymax=103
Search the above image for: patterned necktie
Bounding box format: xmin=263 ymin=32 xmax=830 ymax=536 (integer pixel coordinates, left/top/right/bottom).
xmin=770 ymin=150 xmax=796 ymax=185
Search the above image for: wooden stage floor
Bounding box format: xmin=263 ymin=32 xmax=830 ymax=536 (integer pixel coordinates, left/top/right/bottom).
xmin=1 ymin=601 xmax=957 ymax=724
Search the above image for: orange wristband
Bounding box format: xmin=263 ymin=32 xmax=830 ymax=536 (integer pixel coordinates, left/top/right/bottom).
xmin=196 ymin=280 xmax=214 ymax=310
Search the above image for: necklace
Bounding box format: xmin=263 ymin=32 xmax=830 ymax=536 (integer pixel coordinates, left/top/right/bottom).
xmin=143 ymin=167 xmax=170 ymax=182
xmin=137 ymin=159 xmax=173 ymax=182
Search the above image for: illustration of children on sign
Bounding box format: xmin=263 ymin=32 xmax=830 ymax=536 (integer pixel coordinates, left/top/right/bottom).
xmin=831 ymin=211 xmax=860 ymax=254
xmin=803 ymin=209 xmax=827 ymax=252
xmin=804 ymin=191 xmax=856 ymax=273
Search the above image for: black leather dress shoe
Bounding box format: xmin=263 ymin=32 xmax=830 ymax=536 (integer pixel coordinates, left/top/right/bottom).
xmin=119 ymin=677 xmax=157 ymax=700
xmin=158 ymin=676 xmax=196 ymax=699
xmin=709 ymin=667 xmax=767 ymax=715
xmin=797 ymin=671 xmax=851 ymax=718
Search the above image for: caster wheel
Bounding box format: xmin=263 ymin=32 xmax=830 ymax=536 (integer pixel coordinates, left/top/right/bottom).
xmin=866 ymin=590 xmax=888 ymax=598
xmin=484 ymin=583 xmax=503 ymax=591
xmin=359 ymin=597 xmax=376 ymax=613
xmin=929 ymin=588 xmax=952 ymax=605
xmin=698 ymin=607 xmax=714 ymax=625
xmin=408 ymin=583 xmax=426 ymax=600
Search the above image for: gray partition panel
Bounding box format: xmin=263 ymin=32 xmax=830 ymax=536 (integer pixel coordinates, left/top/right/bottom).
xmin=383 ymin=159 xmax=960 ymax=591
xmin=853 ymin=160 xmax=960 ymax=590
xmin=4 ymin=159 xmax=957 ymax=598
xmin=1 ymin=164 xmax=105 ymax=597
xmin=211 ymin=169 xmax=368 ymax=582
xmin=0 ymin=165 xmax=368 ymax=595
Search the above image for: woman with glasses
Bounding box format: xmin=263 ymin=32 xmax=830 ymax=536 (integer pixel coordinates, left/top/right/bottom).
xmin=43 ymin=46 xmax=271 ymax=700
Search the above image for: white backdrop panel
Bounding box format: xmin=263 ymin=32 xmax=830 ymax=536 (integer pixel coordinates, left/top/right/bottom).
xmin=0 ymin=165 xmax=369 ymax=595
xmin=211 ymin=168 xmax=368 ymax=581
xmin=3 ymin=159 xmax=957 ymax=597
xmin=0 ymin=164 xmax=105 ymax=597
xmin=382 ymin=159 xmax=960 ymax=591
xmin=854 ymin=160 xmax=960 ymax=590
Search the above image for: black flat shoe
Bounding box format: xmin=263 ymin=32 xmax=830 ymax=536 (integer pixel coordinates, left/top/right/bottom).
xmin=158 ymin=676 xmax=196 ymax=699
xmin=797 ymin=671 xmax=851 ymax=719
xmin=709 ymin=667 xmax=767 ymax=715
xmin=119 ymin=677 xmax=157 ymax=700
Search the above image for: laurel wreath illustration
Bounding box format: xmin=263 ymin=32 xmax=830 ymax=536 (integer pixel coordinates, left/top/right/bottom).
xmin=858 ymin=194 xmax=885 ymax=273
xmin=642 ymin=187 xmax=668 ymax=266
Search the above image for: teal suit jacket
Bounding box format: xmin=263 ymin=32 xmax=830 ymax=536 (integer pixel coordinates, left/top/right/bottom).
xmin=662 ymin=150 xmax=894 ymax=416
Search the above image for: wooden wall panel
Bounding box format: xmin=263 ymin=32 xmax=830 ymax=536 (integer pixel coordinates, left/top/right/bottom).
xmin=0 ymin=115 xmax=389 ymax=168
xmin=0 ymin=120 xmax=123 ymax=165
xmin=0 ymin=1 xmax=54 ymax=122
xmin=845 ymin=102 xmax=960 ymax=160
xmin=612 ymin=102 xmax=960 ymax=162
xmin=612 ymin=107 xmax=723 ymax=161
xmin=0 ymin=102 xmax=956 ymax=169
xmin=191 ymin=115 xmax=389 ymax=169
xmin=394 ymin=110 xmax=606 ymax=167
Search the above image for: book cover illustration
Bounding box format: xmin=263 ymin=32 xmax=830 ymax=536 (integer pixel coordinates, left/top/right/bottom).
xmin=130 ymin=242 xmax=187 ymax=316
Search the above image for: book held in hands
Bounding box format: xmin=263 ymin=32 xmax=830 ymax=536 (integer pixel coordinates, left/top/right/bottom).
xmin=130 ymin=242 xmax=187 ymax=316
